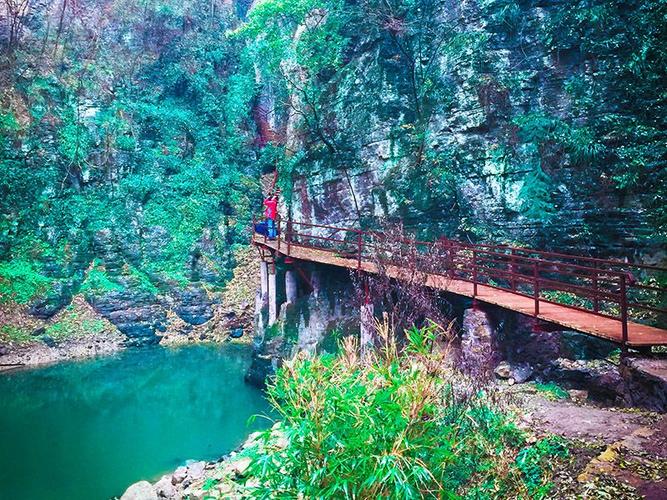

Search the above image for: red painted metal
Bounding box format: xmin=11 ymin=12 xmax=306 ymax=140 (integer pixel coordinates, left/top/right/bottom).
xmin=533 ymin=261 xmax=539 ymax=317
xmin=253 ymin=218 xmax=667 ymax=345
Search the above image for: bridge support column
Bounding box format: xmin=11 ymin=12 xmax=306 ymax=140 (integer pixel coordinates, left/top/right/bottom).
xmin=268 ymin=263 xmax=277 ymax=326
xmin=285 ymin=268 xmax=298 ymax=304
xmin=260 ymin=261 xmax=269 ymax=307
xmin=360 ymin=301 xmax=375 ymax=356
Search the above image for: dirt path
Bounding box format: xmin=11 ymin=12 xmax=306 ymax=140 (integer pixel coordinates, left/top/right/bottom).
xmin=511 ymin=385 xmax=667 ymax=499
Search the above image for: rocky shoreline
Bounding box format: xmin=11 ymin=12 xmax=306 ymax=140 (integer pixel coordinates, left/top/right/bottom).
xmin=0 ymin=295 xmax=128 ymax=371
xmin=0 ymin=329 xmax=127 ymax=370
xmin=118 ymin=379 xmax=667 ymax=500
xmin=119 ymin=423 xmax=286 ymax=500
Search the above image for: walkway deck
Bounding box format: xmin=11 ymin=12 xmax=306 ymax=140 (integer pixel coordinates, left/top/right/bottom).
xmin=254 ymin=233 xmax=667 ymax=347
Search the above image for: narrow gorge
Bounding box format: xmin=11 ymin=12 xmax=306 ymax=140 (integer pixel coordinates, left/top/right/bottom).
xmin=1 ymin=0 xmax=666 ymax=498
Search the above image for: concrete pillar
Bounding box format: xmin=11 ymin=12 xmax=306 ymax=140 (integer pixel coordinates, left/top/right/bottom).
xmin=310 ymin=268 xmax=322 ymax=298
xmin=285 ymin=269 xmax=298 ymax=304
xmin=461 ymin=307 xmax=500 ymax=379
xmin=360 ymin=302 xmax=375 ymax=356
xmin=260 ymin=261 xmax=269 ymax=306
xmin=268 ymin=264 xmax=277 ymax=326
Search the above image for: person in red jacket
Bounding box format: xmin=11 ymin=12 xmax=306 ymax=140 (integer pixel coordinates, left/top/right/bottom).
xmin=264 ymin=195 xmax=278 ymax=239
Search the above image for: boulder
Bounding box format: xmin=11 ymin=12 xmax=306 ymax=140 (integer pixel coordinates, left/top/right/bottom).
xmin=512 ymin=363 xmax=534 ymax=383
xmin=120 ymin=481 xmax=158 ymax=500
xmin=231 ymin=457 xmax=252 ymax=477
xmin=186 ymin=461 xmax=206 ymax=481
xmin=494 ymin=361 xmax=512 ymax=379
xmin=560 ymin=331 xmax=617 ymax=360
xmin=171 ymin=466 xmax=188 ymax=485
xmin=41 ymin=335 xmax=57 ymax=348
xmin=31 ymin=327 xmax=46 ymax=337
xmin=546 ymin=358 xmax=624 ymax=402
xmin=153 ymin=475 xmax=176 ymax=499
xmin=621 ymin=357 xmax=667 ymax=412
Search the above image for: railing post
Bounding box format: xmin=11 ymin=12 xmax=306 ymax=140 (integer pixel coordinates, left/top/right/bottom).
xmin=277 ymin=216 xmax=281 ymax=251
xmin=357 ymin=231 xmax=362 ymax=270
xmin=620 ymin=274 xmax=628 ymax=348
xmin=510 ymin=248 xmax=516 ymax=292
xmin=472 ymin=249 xmax=478 ymax=298
xmin=533 ymin=260 xmax=539 ymax=317
xmin=251 ymin=215 xmax=256 ymax=245
xmin=447 ymin=241 xmax=454 ymax=279
xmin=286 ymin=218 xmax=292 ymax=256
xmin=592 ymin=272 xmax=599 ymax=313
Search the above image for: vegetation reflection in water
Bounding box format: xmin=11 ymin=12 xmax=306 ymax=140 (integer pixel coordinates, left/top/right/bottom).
xmin=0 ymin=344 xmax=270 ymax=500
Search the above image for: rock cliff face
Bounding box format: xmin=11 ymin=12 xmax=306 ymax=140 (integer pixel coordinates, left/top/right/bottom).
xmin=243 ymin=0 xmax=667 ymax=386
xmin=256 ymin=0 xmax=666 ymax=264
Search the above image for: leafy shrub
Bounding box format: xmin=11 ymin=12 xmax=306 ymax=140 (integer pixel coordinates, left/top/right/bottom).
xmin=0 ymin=260 xmax=51 ymax=304
xmin=0 ymin=325 xmax=33 ymax=344
xmin=240 ymin=324 xmax=567 ymax=498
xmin=80 ymin=264 xmax=124 ymax=296
xmin=516 ymin=436 xmax=569 ymax=497
xmin=534 ymin=382 xmax=570 ymax=401
xmin=44 ymin=305 xmax=108 ymax=341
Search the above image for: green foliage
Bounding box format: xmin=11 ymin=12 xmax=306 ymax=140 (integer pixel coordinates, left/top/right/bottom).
xmin=542 ymin=290 xmax=593 ymax=310
xmin=240 ymin=326 xmax=567 ymax=498
xmin=516 ymin=436 xmax=569 ymax=498
xmin=80 ymin=265 xmax=124 ymax=296
xmin=518 ymin=165 xmax=556 ymax=223
xmin=534 ymin=382 xmax=570 ymax=401
xmin=0 ymin=325 xmax=33 ymax=344
xmin=0 ymin=0 xmax=264 ymax=301
xmin=44 ymin=306 xmax=108 ymax=341
xmin=0 ymin=260 xmax=51 ymax=304
xmin=126 ymin=266 xmax=160 ymax=296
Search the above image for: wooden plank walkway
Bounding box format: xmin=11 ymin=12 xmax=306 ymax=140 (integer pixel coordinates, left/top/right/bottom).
xmin=254 ymin=235 xmax=667 ymax=347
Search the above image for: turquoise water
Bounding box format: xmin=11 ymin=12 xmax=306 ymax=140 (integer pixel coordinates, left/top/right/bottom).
xmin=0 ymin=344 xmax=270 ymax=500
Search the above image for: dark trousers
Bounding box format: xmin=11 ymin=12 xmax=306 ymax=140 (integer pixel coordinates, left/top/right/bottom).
xmin=267 ymin=219 xmax=277 ymax=239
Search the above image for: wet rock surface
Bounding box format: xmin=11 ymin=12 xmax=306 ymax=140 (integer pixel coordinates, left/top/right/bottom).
xmin=90 ymin=288 xmax=166 ymax=345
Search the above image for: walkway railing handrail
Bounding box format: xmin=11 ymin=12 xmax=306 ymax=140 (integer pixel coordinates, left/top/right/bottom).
xmin=251 ymin=216 xmax=667 ymax=344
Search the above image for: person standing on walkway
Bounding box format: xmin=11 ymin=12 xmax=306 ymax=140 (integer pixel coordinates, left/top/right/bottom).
xmin=264 ymin=195 xmax=278 ymax=240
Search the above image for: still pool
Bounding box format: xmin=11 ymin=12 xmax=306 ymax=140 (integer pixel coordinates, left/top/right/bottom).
xmin=0 ymin=344 xmax=271 ymax=500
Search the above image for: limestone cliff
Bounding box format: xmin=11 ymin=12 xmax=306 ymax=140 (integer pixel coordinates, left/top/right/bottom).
xmin=248 ymin=0 xmax=666 ymax=263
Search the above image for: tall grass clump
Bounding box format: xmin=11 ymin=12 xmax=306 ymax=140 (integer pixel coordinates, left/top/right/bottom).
xmin=240 ymin=322 xmax=567 ymax=498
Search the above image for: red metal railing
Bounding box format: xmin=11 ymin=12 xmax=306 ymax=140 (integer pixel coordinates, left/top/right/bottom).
xmin=252 ymin=217 xmax=667 ymax=344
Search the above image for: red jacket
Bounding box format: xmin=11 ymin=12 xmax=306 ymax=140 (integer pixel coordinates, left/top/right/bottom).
xmin=264 ymin=199 xmax=278 ymax=220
